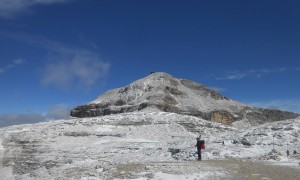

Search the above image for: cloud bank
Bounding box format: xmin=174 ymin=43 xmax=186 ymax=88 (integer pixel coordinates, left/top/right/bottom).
xmin=0 ymin=104 xmax=71 ymax=127
xmin=0 ymin=0 xmax=69 ymax=18
xmin=0 ymin=113 xmax=46 ymax=127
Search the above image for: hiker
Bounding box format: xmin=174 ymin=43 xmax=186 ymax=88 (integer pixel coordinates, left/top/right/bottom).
xmin=222 ymin=141 xmax=225 ymax=146
xmin=196 ymin=138 xmax=202 ymax=160
xmin=286 ymin=150 xmax=290 ymax=157
xmin=294 ymin=150 xmax=297 ymax=155
xmin=196 ymin=138 xmax=205 ymax=160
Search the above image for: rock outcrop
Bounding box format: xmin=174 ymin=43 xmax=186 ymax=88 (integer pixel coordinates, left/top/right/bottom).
xmin=70 ymin=72 xmax=299 ymax=125
xmin=211 ymin=111 xmax=235 ymax=125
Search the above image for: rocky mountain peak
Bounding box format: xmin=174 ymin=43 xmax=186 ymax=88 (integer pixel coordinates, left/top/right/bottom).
xmin=71 ymin=72 xmax=299 ymax=126
xmin=90 ymin=72 xmax=230 ymax=106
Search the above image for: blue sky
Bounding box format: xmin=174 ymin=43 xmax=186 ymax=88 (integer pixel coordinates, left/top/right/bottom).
xmin=0 ymin=0 xmax=300 ymax=127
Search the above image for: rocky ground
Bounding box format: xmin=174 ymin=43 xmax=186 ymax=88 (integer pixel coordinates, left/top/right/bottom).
xmin=0 ymin=112 xmax=299 ymax=179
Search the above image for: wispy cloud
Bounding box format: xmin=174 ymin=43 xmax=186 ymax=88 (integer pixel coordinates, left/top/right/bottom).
xmin=0 ymin=104 xmax=71 ymax=127
xmin=0 ymin=0 xmax=69 ymax=19
xmin=3 ymin=32 xmax=110 ymax=90
xmin=42 ymin=52 xmax=110 ymax=89
xmin=216 ymin=71 xmax=247 ymax=80
xmin=0 ymin=58 xmax=26 ymax=74
xmin=217 ymin=68 xmax=287 ymax=80
xmin=247 ymin=99 xmax=300 ymax=113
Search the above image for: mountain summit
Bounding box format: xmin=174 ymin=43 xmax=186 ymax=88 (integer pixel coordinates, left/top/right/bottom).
xmin=71 ymin=72 xmax=298 ymax=126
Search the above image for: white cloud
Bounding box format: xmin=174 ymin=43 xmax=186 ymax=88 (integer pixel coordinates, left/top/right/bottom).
xmin=0 ymin=0 xmax=69 ymax=18
xmin=217 ymin=68 xmax=287 ymax=80
xmin=247 ymin=99 xmax=300 ymax=113
xmin=42 ymin=51 xmax=110 ymax=89
xmin=0 ymin=58 xmax=26 ymax=74
xmin=2 ymin=32 xmax=110 ymax=89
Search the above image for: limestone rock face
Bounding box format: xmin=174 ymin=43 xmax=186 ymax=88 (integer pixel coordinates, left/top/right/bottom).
xmin=70 ymin=72 xmax=299 ymax=126
xmin=211 ymin=111 xmax=235 ymax=125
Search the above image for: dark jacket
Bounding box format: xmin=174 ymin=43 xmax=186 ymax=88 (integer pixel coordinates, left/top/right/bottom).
xmin=196 ymin=141 xmax=202 ymax=150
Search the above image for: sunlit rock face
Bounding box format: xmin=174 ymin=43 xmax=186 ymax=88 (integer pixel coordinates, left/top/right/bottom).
xmin=70 ymin=72 xmax=299 ymax=125
xmin=211 ymin=111 xmax=234 ymax=125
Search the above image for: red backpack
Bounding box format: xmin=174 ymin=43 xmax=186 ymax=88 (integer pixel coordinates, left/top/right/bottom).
xmin=201 ymin=143 xmax=205 ymax=149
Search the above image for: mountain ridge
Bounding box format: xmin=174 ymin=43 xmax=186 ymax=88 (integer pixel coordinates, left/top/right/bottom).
xmin=71 ymin=72 xmax=299 ymax=126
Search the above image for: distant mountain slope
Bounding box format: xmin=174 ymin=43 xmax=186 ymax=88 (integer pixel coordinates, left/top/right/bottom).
xmin=71 ymin=72 xmax=299 ymax=125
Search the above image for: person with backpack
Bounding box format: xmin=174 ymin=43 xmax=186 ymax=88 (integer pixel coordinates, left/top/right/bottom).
xmin=196 ymin=138 xmax=205 ymax=160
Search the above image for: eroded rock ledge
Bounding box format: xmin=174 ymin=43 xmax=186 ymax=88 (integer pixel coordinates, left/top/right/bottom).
xmin=70 ymin=103 xmax=299 ymax=125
